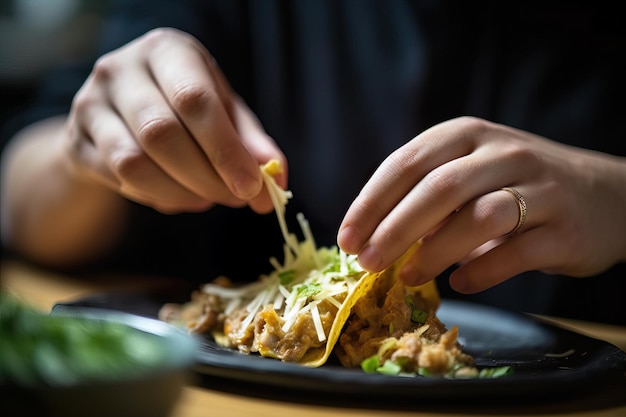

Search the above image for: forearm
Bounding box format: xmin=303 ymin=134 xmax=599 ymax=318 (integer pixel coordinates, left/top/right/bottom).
xmin=1 ymin=116 xmax=129 ymax=268
xmin=596 ymin=153 xmax=626 ymax=264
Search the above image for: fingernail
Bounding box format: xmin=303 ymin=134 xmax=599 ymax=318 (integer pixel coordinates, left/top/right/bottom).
xmin=358 ymin=244 xmax=382 ymax=271
xmin=337 ymin=225 xmax=362 ymax=254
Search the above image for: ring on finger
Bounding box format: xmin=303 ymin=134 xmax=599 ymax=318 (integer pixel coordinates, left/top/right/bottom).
xmin=501 ymin=187 xmax=527 ymax=236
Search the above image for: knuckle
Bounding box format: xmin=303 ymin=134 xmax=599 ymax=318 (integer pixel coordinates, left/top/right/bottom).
xmin=110 ymin=149 xmax=151 ymax=182
xmin=473 ymin=196 xmax=506 ymax=231
xmin=143 ymin=27 xmax=176 ymax=42
xmin=71 ymin=94 xmax=88 ymax=115
xmin=457 ymin=115 xmax=489 ymax=130
xmin=91 ymin=53 xmax=121 ymax=82
xmin=170 ymin=82 xmax=217 ymax=116
xmin=423 ymin=166 xmax=464 ymax=200
xmin=143 ymin=28 xmax=205 ymax=59
xmin=71 ymin=87 xmax=97 ymax=115
xmin=143 ymin=27 xmax=189 ymax=45
xmin=136 ymin=116 xmax=180 ymax=148
xmin=500 ymin=141 xmax=539 ymax=167
xmin=450 ymin=116 xmax=491 ymax=138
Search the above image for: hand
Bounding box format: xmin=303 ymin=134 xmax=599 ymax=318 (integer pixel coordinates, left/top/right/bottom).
xmin=66 ymin=28 xmax=286 ymax=214
xmin=338 ymin=117 xmax=626 ymax=293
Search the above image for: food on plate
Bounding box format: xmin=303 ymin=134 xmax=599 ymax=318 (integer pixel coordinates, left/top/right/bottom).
xmin=159 ymin=160 xmax=511 ymax=378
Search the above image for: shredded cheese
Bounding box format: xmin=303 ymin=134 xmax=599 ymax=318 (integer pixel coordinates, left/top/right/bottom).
xmin=261 ymin=163 xmax=299 ymax=256
xmin=202 ymin=160 xmax=363 ymax=343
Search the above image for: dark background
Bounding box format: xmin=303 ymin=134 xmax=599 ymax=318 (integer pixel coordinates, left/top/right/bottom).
xmin=0 ymin=0 xmax=111 ymax=153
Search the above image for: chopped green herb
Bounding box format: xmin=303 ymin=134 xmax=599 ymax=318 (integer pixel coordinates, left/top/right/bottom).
xmin=405 ymin=295 xmax=427 ymax=324
xmin=296 ymin=283 xmax=322 ymax=298
xmin=404 ymin=295 xmax=415 ymax=309
xmin=411 ymin=309 xmax=428 ymax=324
xmin=322 ymin=261 xmax=340 ymax=274
xmin=360 ymin=355 xmax=380 ymax=373
xmin=278 ymin=270 xmax=295 ymax=285
xmin=377 ymin=360 xmax=402 ymax=376
xmin=478 ymin=366 xmax=513 ymax=378
xmin=361 ymin=355 xmax=406 ymax=377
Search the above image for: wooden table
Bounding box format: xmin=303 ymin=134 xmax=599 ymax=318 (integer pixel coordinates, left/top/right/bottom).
xmin=3 ymin=259 xmax=625 ymax=417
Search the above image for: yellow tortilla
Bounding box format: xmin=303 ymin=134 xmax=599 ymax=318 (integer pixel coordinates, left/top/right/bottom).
xmin=161 ymin=160 xmax=440 ymax=369
xmin=299 ymin=241 xmax=439 ymax=367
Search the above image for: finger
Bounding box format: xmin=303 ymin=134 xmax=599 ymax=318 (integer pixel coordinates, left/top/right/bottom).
xmin=338 ymin=118 xmax=478 ymax=255
xmin=206 ymin=57 xmax=290 ymax=191
xmin=353 ymin=139 xmax=533 ymax=273
xmin=397 ymin=189 xmax=521 ymax=284
xmin=68 ymin=78 xmax=126 ymax=188
xmin=66 ymin=103 xmax=120 ymax=190
xmin=448 ymin=226 xmax=565 ymax=293
xmin=231 ymin=97 xmax=289 ymax=213
xmin=74 ymin=97 xmax=214 ymax=212
xmin=448 ymin=179 xmax=594 ymax=292
xmin=107 ymin=66 xmax=245 ymax=207
xmin=148 ymin=34 xmax=264 ymax=200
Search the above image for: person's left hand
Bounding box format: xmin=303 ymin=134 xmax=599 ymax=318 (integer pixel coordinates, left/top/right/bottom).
xmin=337 ymin=117 xmax=626 ymax=293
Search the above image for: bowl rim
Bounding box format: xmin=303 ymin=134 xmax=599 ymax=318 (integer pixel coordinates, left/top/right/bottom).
xmin=34 ymin=306 xmax=199 ymax=386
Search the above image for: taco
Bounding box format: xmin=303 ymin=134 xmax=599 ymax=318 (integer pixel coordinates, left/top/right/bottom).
xmin=334 ymin=244 xmax=477 ymax=377
xmin=159 ymin=160 xmax=493 ymax=377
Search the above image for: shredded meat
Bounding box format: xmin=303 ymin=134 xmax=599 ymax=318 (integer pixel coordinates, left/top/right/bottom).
xmin=251 ymin=301 xmax=336 ymax=362
xmin=158 ymin=290 xmax=224 ymax=334
xmin=224 ymin=308 xmax=255 ymax=352
xmin=335 ymin=272 xmax=474 ymax=376
xmin=159 ymin=276 xmax=340 ymax=363
xmin=159 ymin=271 xmax=476 ymax=375
xmin=159 ymin=276 xmax=234 ymax=334
xmin=253 ymin=306 xmax=285 ymax=358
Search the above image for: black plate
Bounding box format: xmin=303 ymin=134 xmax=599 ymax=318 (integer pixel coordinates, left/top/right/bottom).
xmin=52 ymin=293 xmax=626 ymax=403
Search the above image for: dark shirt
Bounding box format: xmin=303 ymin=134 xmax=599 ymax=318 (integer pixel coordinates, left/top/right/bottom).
xmin=10 ymin=0 xmax=626 ymax=324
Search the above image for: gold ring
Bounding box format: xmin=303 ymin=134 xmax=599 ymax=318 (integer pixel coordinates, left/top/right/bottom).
xmin=501 ymin=187 xmax=527 ymax=236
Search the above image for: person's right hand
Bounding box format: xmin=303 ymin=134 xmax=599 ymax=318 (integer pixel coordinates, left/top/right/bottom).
xmin=66 ymin=28 xmax=287 ymax=214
